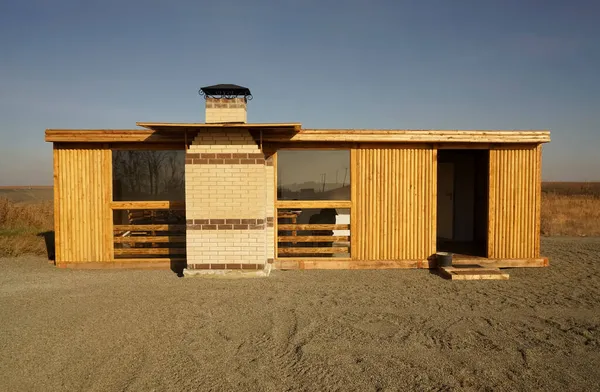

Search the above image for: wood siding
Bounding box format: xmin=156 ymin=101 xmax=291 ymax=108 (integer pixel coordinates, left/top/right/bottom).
xmin=54 ymin=146 xmax=112 ymax=262
xmin=352 ymin=147 xmax=436 ymax=260
xmin=488 ymin=146 xmax=542 ymax=259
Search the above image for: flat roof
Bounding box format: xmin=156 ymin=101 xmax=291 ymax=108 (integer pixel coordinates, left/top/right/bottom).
xmin=261 ymin=129 xmax=550 ymax=143
xmin=136 ymin=122 xmax=302 ymax=132
xmin=45 ymin=122 xmax=550 ymax=144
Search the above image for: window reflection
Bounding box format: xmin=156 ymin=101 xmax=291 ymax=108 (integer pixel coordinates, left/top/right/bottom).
xmin=277 ymin=150 xmax=350 ymax=200
xmin=113 ymin=150 xmax=185 ymax=201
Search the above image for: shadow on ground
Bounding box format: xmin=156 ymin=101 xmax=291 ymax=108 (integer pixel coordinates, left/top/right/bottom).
xmin=37 ymin=231 xmax=55 ymax=261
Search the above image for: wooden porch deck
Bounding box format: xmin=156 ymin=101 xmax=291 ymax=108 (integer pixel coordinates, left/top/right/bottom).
xmin=274 ymin=256 xmax=548 ymax=270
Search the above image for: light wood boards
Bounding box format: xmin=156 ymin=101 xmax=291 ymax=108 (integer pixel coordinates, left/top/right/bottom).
xmin=278 ymin=236 xmax=349 ymax=242
xmin=275 ymin=200 xmax=351 ymax=209
xmin=136 ymin=122 xmax=302 ymax=131
xmin=113 ymin=248 xmax=186 ymax=256
xmin=274 ymin=257 xmax=547 ymax=270
xmin=456 ymin=258 xmax=548 ymax=268
xmin=56 ymin=260 xmax=184 ymax=269
xmin=440 ymin=265 xmax=510 ymax=280
xmin=274 ymin=259 xmax=422 ymax=270
xmin=46 ymin=124 xmax=302 ymax=142
xmin=488 ymin=146 xmax=541 ymax=259
xmin=261 ymin=130 xmax=551 ymax=144
xmin=277 ymin=247 xmax=349 ymax=255
xmin=113 ymin=224 xmax=186 ymax=231
xmin=277 ymin=224 xmax=349 ymax=231
xmin=46 ymin=130 xmax=184 ymax=143
xmin=48 ymin=127 xmax=550 ymax=144
xmin=352 ymin=147 xmax=436 ymax=260
xmin=113 ymin=236 xmax=185 ymax=244
xmin=110 ymin=201 xmax=185 ymax=210
xmin=54 ymin=146 xmax=113 ymax=262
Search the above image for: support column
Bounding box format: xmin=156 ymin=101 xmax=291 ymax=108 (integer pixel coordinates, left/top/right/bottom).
xmin=184 ymin=130 xmax=273 ymax=270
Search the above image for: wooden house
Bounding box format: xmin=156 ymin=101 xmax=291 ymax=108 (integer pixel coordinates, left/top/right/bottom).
xmin=45 ymin=85 xmax=550 ymax=271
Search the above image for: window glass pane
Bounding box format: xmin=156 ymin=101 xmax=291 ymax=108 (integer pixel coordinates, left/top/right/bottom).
xmin=277 ymin=150 xmax=350 ymax=200
xmin=113 ymin=150 xmax=185 ymax=201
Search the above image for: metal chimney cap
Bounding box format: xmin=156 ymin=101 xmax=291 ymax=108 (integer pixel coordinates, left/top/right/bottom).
xmin=199 ymin=84 xmax=252 ymax=99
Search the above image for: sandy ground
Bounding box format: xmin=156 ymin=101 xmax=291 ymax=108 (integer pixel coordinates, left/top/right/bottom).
xmin=1 ymin=238 xmax=599 ymax=392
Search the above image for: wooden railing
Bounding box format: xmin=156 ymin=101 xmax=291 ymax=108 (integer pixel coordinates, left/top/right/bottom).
xmin=277 ymin=206 xmax=351 ymax=258
xmin=112 ymin=202 xmax=186 ymax=261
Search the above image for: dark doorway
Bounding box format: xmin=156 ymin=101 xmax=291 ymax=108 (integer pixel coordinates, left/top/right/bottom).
xmin=437 ymin=150 xmax=489 ymax=257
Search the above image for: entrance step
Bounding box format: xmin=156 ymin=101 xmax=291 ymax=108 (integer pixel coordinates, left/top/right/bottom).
xmin=440 ymin=264 xmax=509 ymax=280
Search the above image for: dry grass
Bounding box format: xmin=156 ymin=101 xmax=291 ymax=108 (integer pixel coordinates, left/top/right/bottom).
xmin=0 ymin=197 xmax=54 ymax=256
xmin=541 ymin=193 xmax=600 ymax=236
xmin=541 ymin=182 xmax=600 ymax=237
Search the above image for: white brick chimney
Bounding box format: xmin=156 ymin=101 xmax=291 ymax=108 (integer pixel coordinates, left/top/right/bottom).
xmin=205 ymin=97 xmax=247 ymax=123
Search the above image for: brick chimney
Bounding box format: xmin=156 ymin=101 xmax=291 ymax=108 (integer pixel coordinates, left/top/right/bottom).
xmin=184 ymin=84 xmax=274 ymax=275
xmin=199 ymin=84 xmax=251 ymax=124
xmin=205 ymin=97 xmax=247 ymax=123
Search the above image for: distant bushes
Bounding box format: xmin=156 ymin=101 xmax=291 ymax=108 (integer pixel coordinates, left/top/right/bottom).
xmin=542 ymin=182 xmax=600 ymax=197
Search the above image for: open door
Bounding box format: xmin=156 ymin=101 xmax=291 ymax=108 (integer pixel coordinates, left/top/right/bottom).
xmin=437 ymin=150 xmax=488 ymax=257
xmin=437 ymin=162 xmax=454 ymax=240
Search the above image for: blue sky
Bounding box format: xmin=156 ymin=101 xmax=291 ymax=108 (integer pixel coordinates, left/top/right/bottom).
xmin=1 ymin=0 xmax=598 ymax=185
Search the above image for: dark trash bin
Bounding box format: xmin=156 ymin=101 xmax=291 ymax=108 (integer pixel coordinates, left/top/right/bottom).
xmin=436 ymin=252 xmax=453 ymax=267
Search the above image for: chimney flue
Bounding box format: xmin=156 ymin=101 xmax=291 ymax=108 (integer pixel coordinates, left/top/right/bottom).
xmin=199 ymin=84 xmax=252 ymax=124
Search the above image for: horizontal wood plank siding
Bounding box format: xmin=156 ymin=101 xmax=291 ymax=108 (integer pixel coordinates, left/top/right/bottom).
xmin=54 ymin=146 xmax=112 ymax=262
xmin=353 ymin=147 xmax=436 ymax=260
xmin=488 ymin=146 xmax=541 ymax=259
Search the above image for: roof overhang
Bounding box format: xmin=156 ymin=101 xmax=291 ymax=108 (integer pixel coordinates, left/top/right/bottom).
xmin=45 ymin=123 xmax=303 ymax=143
xmin=45 ymin=123 xmax=550 ymax=144
xmin=136 ymin=122 xmax=302 ymax=132
xmin=260 ymin=129 xmax=551 ymax=144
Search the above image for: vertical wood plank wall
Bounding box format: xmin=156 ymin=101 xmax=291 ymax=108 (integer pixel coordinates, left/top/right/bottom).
xmin=352 ymin=147 xmax=436 ymax=260
xmin=54 ymin=145 xmax=112 ymax=262
xmin=488 ymin=146 xmax=541 ymax=259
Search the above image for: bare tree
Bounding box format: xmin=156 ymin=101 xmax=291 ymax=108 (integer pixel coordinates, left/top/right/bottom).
xmin=113 ymin=150 xmax=184 ymax=200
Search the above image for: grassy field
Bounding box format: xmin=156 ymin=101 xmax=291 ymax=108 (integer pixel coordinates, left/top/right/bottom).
xmin=0 ymin=185 xmax=53 ymax=203
xmin=541 ymin=182 xmax=600 ymax=236
xmin=0 ymin=196 xmax=53 ymax=256
xmin=0 ymin=183 xmax=599 ymax=257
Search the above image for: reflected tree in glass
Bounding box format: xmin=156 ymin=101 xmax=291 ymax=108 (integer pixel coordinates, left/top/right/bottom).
xmin=113 ymin=150 xmax=185 ymax=201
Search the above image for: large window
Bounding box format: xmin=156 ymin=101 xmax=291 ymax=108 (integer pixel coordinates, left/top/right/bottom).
xmin=276 ymin=150 xmax=351 ymax=258
xmin=111 ymin=149 xmax=186 ymax=261
xmin=277 ymin=150 xmax=350 ymax=200
xmin=113 ymin=150 xmax=185 ymax=201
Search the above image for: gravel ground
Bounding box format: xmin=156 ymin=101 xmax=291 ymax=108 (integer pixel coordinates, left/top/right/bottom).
xmin=1 ymin=237 xmax=599 ymax=391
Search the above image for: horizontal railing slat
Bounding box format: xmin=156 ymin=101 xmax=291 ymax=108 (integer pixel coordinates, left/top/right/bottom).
xmin=114 ymin=236 xmax=186 ymax=244
xmin=276 ymin=200 xmax=351 ymax=209
xmin=110 ymin=201 xmax=185 ymax=210
xmin=114 ymin=248 xmax=186 ymax=256
xmin=278 ymin=236 xmax=350 ymax=242
xmin=109 ymin=258 xmax=187 ymax=263
xmin=114 ymin=224 xmax=186 ymax=231
xmin=278 ymin=247 xmax=349 ymax=255
xmin=278 ymin=224 xmax=349 ymax=230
